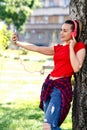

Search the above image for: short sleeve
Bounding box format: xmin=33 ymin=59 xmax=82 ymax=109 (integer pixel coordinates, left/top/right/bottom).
xmin=74 ymin=42 xmax=86 ymax=53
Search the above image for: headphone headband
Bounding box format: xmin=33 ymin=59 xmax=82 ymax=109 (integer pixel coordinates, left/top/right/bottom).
xmin=71 ymin=20 xmax=77 ymax=37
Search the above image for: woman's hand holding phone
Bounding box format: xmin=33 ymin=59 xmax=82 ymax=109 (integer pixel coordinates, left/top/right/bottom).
xmin=12 ymin=33 xmax=18 ymax=45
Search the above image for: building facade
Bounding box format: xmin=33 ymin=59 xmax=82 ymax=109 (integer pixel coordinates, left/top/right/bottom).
xmin=21 ymin=0 xmax=70 ymax=46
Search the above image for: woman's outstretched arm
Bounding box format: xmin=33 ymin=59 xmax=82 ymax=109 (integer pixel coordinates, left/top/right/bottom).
xmin=12 ymin=33 xmax=54 ymax=56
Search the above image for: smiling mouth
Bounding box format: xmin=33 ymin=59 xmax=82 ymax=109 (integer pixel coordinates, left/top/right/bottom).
xmin=61 ymin=36 xmax=64 ymax=39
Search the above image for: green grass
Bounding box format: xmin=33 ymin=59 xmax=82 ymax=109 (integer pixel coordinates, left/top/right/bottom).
xmin=0 ymin=102 xmax=43 ymax=130
xmin=0 ymin=102 xmax=72 ymax=130
xmin=0 ymin=50 xmax=72 ymax=130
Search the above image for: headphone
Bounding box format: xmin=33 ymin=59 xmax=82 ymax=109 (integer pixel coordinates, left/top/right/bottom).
xmin=71 ymin=20 xmax=77 ymax=37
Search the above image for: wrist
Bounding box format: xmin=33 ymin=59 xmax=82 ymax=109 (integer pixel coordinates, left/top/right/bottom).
xmin=69 ymin=44 xmax=74 ymax=49
xmin=15 ymin=41 xmax=18 ymax=46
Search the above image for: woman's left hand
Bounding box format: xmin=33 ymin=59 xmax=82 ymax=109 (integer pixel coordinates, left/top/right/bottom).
xmin=69 ymin=36 xmax=77 ymax=48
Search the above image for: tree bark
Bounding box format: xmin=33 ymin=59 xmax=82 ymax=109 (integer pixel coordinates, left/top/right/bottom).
xmin=69 ymin=0 xmax=87 ymax=130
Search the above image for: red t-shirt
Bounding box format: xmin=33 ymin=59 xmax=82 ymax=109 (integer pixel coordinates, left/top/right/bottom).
xmin=50 ymin=42 xmax=85 ymax=77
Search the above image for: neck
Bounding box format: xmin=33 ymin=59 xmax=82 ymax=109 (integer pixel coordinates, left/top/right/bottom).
xmin=62 ymin=41 xmax=70 ymax=46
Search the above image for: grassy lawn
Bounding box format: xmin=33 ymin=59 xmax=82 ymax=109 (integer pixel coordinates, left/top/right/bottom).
xmin=0 ymin=50 xmax=72 ymax=130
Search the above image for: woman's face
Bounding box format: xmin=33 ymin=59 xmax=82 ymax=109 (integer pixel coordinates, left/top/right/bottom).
xmin=60 ymin=23 xmax=73 ymax=42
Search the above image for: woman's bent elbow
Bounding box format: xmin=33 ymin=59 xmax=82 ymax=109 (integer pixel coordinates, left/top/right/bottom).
xmin=74 ymin=65 xmax=82 ymax=73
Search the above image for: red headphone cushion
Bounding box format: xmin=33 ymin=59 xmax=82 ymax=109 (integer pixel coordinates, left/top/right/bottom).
xmin=71 ymin=31 xmax=77 ymax=37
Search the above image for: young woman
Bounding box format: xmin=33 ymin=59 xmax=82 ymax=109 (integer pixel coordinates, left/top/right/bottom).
xmin=12 ymin=19 xmax=86 ymax=130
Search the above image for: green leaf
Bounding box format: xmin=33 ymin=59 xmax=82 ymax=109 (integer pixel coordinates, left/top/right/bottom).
xmin=0 ymin=0 xmax=41 ymax=31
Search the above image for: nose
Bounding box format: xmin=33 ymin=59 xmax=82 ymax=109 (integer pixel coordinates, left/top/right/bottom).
xmin=60 ymin=31 xmax=63 ymax=36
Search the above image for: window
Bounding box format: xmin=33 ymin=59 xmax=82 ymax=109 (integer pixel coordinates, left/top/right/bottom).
xmin=24 ymin=32 xmax=31 ymax=39
xmin=58 ymin=16 xmax=64 ymax=24
xmin=37 ymin=32 xmax=45 ymax=40
xmin=49 ymin=0 xmax=54 ymax=7
xmin=49 ymin=16 xmax=58 ymax=24
xmin=54 ymin=0 xmax=59 ymax=6
xmin=65 ymin=0 xmax=70 ymax=6
xmin=41 ymin=0 xmax=45 ymax=7
xmin=44 ymin=16 xmax=48 ymax=23
xmin=30 ymin=17 xmax=35 ymax=24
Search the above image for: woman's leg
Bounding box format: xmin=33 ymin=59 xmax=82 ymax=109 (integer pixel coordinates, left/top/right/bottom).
xmin=43 ymin=87 xmax=62 ymax=130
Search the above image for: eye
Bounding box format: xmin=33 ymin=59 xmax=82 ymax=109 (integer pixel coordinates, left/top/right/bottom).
xmin=60 ymin=28 xmax=62 ymax=31
xmin=63 ymin=29 xmax=67 ymax=32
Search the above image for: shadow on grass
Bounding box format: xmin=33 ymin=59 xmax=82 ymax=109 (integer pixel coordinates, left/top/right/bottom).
xmin=0 ymin=102 xmax=43 ymax=130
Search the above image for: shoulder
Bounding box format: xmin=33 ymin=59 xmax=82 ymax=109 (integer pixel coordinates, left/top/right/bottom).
xmin=74 ymin=41 xmax=86 ymax=53
xmin=54 ymin=43 xmax=62 ymax=51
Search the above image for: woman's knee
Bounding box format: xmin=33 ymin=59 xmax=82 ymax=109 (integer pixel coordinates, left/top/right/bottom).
xmin=43 ymin=122 xmax=51 ymax=130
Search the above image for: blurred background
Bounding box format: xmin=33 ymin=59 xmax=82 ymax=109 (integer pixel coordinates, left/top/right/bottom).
xmin=0 ymin=0 xmax=70 ymax=49
xmin=19 ymin=0 xmax=70 ymax=46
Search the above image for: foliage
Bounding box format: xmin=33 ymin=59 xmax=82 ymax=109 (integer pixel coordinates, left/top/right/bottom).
xmin=0 ymin=0 xmax=41 ymax=31
xmin=0 ymin=25 xmax=12 ymax=50
xmin=19 ymin=48 xmax=28 ymax=55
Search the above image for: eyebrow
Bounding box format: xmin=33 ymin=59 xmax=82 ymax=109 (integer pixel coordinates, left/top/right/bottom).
xmin=61 ymin=28 xmax=69 ymax=31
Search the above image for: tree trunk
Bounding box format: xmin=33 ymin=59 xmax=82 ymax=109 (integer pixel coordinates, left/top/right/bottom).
xmin=69 ymin=0 xmax=87 ymax=130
